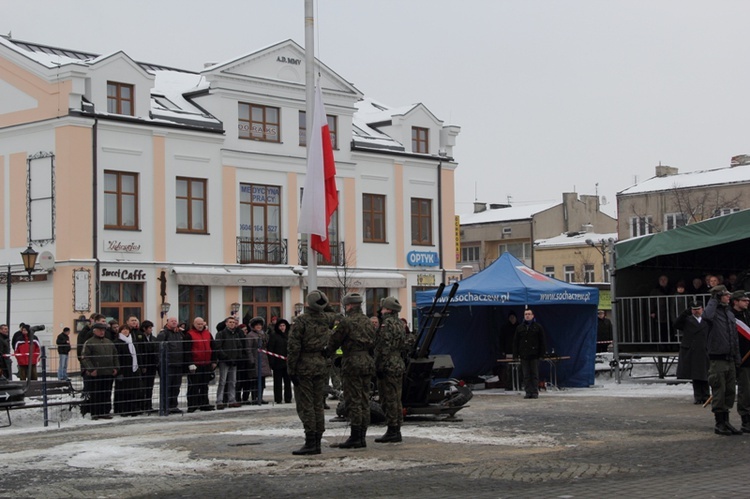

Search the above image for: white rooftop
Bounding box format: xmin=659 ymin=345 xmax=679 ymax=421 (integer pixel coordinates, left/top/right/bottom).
xmin=535 ymin=232 xmax=618 ymax=249
xmin=459 ymin=202 xmax=557 ymax=225
xmin=619 ymin=163 xmax=750 ymax=195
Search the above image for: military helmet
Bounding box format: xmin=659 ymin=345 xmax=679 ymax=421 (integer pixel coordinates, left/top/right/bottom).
xmin=381 ymin=296 xmax=402 ymax=312
xmin=342 ymin=292 xmax=364 ymax=306
xmin=306 ymin=289 xmax=330 ymax=312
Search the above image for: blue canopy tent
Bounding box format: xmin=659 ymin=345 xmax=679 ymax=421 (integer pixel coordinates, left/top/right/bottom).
xmin=416 ymin=253 xmax=599 ymax=387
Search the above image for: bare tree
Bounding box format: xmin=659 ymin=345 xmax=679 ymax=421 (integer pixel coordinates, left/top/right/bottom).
xmin=669 ymin=185 xmax=743 ymax=225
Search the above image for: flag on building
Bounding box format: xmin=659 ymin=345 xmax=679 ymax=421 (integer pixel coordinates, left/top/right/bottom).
xmin=299 ymin=84 xmax=338 ymax=262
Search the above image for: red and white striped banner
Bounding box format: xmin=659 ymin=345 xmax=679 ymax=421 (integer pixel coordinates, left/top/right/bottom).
xmin=737 ymin=319 xmax=750 ymax=341
xmin=259 ymin=348 xmax=286 ymax=361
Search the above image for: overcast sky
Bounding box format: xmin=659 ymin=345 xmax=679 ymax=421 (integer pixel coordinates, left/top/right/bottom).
xmin=4 ymin=1 xmax=750 ymax=218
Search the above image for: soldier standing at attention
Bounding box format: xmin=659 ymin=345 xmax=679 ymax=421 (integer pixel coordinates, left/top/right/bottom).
xmin=374 ymin=296 xmax=406 ymax=443
xmin=513 ymin=308 xmax=547 ymax=399
xmin=287 ymin=290 xmax=332 ymax=455
xmin=328 ymin=292 xmax=376 ymax=449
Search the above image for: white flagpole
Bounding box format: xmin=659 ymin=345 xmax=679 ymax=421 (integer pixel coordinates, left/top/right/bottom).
xmin=304 ymin=0 xmax=318 ymax=292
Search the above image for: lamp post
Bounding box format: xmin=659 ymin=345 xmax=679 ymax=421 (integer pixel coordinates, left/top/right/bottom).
xmin=230 ymin=302 xmax=241 ymax=318
xmin=5 ymin=245 xmax=39 ymax=332
xmin=160 ymin=302 xmax=171 ymax=323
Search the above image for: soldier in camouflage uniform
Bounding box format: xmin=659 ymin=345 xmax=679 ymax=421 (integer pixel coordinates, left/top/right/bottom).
xmin=328 ymin=292 xmax=376 ymax=449
xmin=374 ymin=296 xmax=406 ymax=443
xmin=287 ymin=290 xmax=333 ymax=455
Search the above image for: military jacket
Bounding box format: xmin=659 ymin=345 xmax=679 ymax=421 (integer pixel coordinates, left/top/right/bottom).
xmin=374 ymin=312 xmax=406 ymax=376
xmin=80 ymin=335 xmax=120 ymax=375
xmin=329 ymin=308 xmax=375 ymax=376
xmin=287 ymin=308 xmax=331 ymax=376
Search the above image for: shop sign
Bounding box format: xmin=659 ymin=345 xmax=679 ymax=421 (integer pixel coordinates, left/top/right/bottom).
xmin=104 ymin=240 xmax=142 ymax=253
xmin=407 ymin=250 xmax=440 ymax=267
xmin=101 ymin=268 xmax=147 ymax=281
xmin=417 ymin=274 xmax=436 ymax=286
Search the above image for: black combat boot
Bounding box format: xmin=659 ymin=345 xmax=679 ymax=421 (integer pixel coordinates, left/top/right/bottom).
xmin=338 ymin=426 xmax=364 ymax=449
xmin=375 ymin=425 xmax=402 ymax=443
xmin=714 ymin=412 xmax=732 ymax=436
xmin=315 ymin=432 xmax=323 ymax=452
xmin=724 ymin=413 xmax=743 ymax=435
xmin=360 ymin=426 xmax=367 ymax=448
xmin=293 ymin=432 xmax=320 ymax=455
xmin=741 ymin=414 xmax=750 ymax=433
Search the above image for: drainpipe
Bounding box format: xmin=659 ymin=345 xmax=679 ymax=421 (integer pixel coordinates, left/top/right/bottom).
xmin=437 ymin=161 xmax=445 ymax=284
xmin=92 ymin=118 xmax=100 ymax=311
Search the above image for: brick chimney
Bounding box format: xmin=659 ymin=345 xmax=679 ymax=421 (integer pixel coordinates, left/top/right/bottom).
xmin=655 ymin=165 xmax=678 ymax=177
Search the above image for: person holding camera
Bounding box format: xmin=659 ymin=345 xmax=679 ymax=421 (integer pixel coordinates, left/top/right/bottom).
xmin=14 ymin=324 xmax=42 ymax=381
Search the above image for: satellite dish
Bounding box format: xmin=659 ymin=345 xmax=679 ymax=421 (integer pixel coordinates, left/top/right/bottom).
xmin=38 ymin=251 xmax=55 ymax=271
xmin=601 ymin=196 xmax=608 ymax=205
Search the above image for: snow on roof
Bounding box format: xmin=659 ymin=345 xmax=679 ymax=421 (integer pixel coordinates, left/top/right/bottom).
xmin=352 ymin=98 xmax=406 ymax=151
xmin=150 ymin=70 xmax=217 ymax=124
xmin=535 ymin=232 xmax=618 ymax=248
xmin=619 ymin=164 xmax=750 ymax=195
xmin=459 ymin=202 xmax=558 ymax=225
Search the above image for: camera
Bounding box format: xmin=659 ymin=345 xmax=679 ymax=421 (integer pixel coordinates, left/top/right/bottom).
xmin=30 ymin=325 xmax=45 ymax=332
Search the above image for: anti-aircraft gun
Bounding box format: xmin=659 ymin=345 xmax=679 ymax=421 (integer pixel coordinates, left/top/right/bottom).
xmin=401 ymin=282 xmax=472 ymax=419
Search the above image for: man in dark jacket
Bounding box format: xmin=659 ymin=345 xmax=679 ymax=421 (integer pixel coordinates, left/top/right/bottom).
xmin=596 ymin=310 xmax=613 ymax=353
xmin=730 ymin=290 xmax=750 ymax=432
xmin=0 ymin=324 xmax=11 ymax=379
xmin=215 ymin=316 xmax=245 ymax=409
xmin=267 ymin=319 xmax=292 ymax=404
xmin=704 ymin=285 xmax=741 ymax=435
xmin=674 ymin=302 xmax=710 ymax=404
xmin=56 ymin=327 xmax=72 ymax=381
xmin=513 ymin=308 xmax=547 ymax=399
xmin=80 ymin=322 xmax=119 ymax=419
xmin=133 ymin=319 xmax=158 ymax=412
xmin=156 ymin=317 xmax=186 ymax=414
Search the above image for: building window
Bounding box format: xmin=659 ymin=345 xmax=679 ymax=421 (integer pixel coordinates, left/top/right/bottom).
xmin=319 ymin=287 xmax=342 ymax=313
xmin=178 ymin=285 xmax=208 ymax=325
xmin=629 ymin=216 xmax=653 ymax=237
xmin=100 ymin=282 xmax=144 ymax=322
xmin=241 ymin=286 xmax=283 ymax=325
xmin=583 ymin=264 xmax=595 ymax=283
xmin=412 ymin=127 xmax=429 ymax=154
xmin=363 ymin=193 xmax=386 ymax=243
xmin=366 ymin=288 xmax=389 ymax=317
xmin=461 ymin=246 xmax=480 ymax=262
xmin=411 ymin=198 xmax=433 ymax=245
xmin=238 ymin=103 xmax=280 ymax=142
xmin=107 ymin=82 xmax=134 ymax=116
xmin=543 ymin=266 xmax=555 ymax=278
xmin=714 ymin=207 xmax=740 ymax=217
xmin=664 ymin=213 xmax=687 ymax=231
xmin=498 ymin=242 xmax=532 ymax=266
xmin=176 ymin=177 xmax=207 ymax=234
xmin=299 ymin=111 xmax=338 ymax=149
xmin=104 ymin=171 xmax=138 ymax=230
xmin=563 ymin=265 xmax=575 ymax=283
xmin=239 ymin=184 xmax=282 ymax=263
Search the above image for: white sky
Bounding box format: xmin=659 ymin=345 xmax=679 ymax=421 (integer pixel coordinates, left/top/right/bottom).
xmin=4 ymin=1 xmax=750 ymax=217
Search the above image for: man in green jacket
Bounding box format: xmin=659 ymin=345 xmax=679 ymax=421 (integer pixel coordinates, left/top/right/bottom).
xmin=80 ymin=322 xmax=119 ymax=420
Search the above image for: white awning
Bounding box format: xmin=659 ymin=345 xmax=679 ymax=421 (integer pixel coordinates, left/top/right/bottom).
xmin=170 ymin=266 xmax=406 ymax=289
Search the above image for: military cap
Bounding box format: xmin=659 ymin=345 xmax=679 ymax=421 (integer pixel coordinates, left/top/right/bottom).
xmin=710 ymin=284 xmax=730 ymax=296
xmin=306 ymin=289 xmax=329 ymax=312
xmin=342 ymin=292 xmax=364 ymax=306
xmin=381 ymin=296 xmax=402 ymax=313
xmin=91 ymin=322 xmax=108 ymax=330
xmin=690 ymin=301 xmax=703 ymax=309
xmin=731 ymin=290 xmax=748 ymax=301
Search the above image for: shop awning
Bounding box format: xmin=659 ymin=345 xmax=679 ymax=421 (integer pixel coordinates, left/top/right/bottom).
xmin=170 ymin=266 xmax=406 ymax=289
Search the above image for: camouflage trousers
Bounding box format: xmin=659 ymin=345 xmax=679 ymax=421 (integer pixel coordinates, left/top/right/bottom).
xmin=709 ymin=359 xmax=736 ymax=413
xmin=378 ymin=373 xmax=403 ymax=427
xmin=342 ymin=372 xmax=371 ymax=427
xmin=293 ymin=374 xmax=326 ymax=434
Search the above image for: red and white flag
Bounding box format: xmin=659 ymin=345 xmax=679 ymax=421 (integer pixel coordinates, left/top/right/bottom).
xmin=737 ymin=318 xmax=750 ymax=341
xmin=299 ymin=84 xmax=338 ymax=262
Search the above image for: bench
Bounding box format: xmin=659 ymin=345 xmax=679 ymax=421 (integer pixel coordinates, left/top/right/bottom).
xmin=0 ymin=379 xmax=81 ymax=427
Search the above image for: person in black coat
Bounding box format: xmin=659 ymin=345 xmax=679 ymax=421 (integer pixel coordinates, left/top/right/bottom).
xmin=267 ymin=319 xmax=292 ymax=403
xmin=113 ymin=324 xmax=143 ymax=416
xmin=513 ymin=308 xmax=547 ymax=399
xmin=674 ymin=302 xmax=710 ymax=404
xmin=596 ymin=310 xmax=613 ymax=353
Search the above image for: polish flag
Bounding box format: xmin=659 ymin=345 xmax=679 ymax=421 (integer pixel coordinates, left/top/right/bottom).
xmin=737 ymin=318 xmax=750 ymax=341
xmin=299 ymin=84 xmax=338 ymax=262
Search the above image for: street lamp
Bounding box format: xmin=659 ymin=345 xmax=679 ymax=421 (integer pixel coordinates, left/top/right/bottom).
xmin=230 ymin=302 xmax=241 ymax=317
xmin=160 ymin=302 xmax=171 ymax=319
xmin=5 ymin=245 xmax=40 ymax=362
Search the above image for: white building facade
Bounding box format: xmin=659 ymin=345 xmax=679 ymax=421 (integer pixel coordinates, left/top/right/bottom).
xmin=0 ymin=36 xmax=460 ymax=355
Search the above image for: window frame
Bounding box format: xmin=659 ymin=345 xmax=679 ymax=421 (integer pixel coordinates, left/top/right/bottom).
xmin=663 ymin=212 xmax=687 ymax=231
xmin=461 ymin=246 xmax=480 ymax=262
xmin=299 ymin=111 xmax=338 ymax=149
xmin=412 ymin=126 xmax=429 ymax=154
xmin=100 ymin=282 xmax=144 ymax=323
xmin=176 ymin=177 xmax=208 ymax=234
xmin=563 ymin=264 xmax=575 ymax=283
xmin=104 ymin=170 xmax=139 ymax=230
xmin=107 ymin=81 xmax=134 ymax=116
xmin=543 ymin=265 xmax=555 ymax=278
xmin=178 ymin=285 xmax=209 ymax=325
xmin=238 ymin=102 xmax=281 ymax=143
xmin=629 ymin=216 xmax=653 ymax=237
xmin=410 ymin=197 xmax=433 ymax=246
xmin=583 ymin=264 xmax=595 ymax=283
xmin=363 ymin=193 xmax=387 ymax=243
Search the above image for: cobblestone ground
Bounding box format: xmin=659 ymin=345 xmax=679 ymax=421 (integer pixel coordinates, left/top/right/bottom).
xmin=1 ymin=390 xmax=748 ymax=498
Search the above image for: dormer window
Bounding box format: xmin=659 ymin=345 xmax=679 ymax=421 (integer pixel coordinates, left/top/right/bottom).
xmin=412 ymin=126 xmax=429 ymax=154
xmin=107 ymin=81 xmax=134 ymax=116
